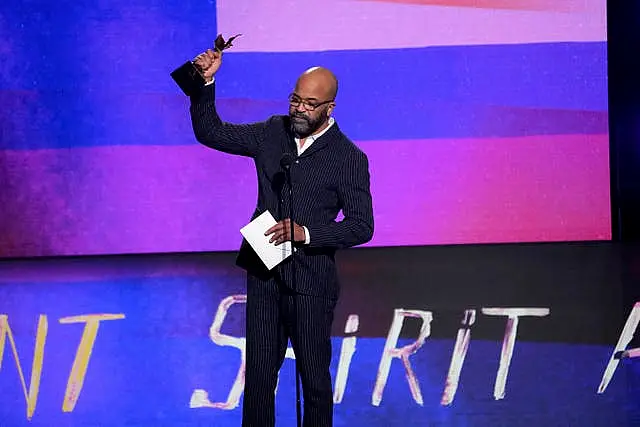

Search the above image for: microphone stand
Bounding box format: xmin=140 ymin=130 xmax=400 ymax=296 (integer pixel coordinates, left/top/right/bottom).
xmin=283 ymin=156 xmax=302 ymax=427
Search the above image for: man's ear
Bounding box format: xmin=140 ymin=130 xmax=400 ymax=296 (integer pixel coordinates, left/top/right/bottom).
xmin=327 ymin=103 xmax=335 ymax=117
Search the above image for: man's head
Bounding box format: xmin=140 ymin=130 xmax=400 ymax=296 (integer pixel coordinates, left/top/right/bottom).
xmin=288 ymin=67 xmax=338 ymax=137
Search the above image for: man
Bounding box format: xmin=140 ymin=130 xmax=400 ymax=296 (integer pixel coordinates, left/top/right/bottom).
xmin=189 ymin=48 xmax=374 ymax=427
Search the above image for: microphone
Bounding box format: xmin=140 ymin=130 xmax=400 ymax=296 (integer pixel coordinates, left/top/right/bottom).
xmin=279 ymin=151 xmax=302 ymax=427
xmin=280 ymin=153 xmax=294 ymax=171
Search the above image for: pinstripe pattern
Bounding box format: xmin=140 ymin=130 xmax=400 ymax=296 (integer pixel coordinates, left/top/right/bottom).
xmin=190 ymin=83 xmax=374 ymax=426
xmin=244 ymin=276 xmax=336 ymax=427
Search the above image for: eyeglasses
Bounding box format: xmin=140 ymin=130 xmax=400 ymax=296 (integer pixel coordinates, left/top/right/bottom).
xmin=288 ymin=94 xmax=334 ymax=111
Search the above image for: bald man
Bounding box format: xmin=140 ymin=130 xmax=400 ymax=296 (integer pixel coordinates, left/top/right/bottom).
xmin=190 ymin=49 xmax=374 ymax=427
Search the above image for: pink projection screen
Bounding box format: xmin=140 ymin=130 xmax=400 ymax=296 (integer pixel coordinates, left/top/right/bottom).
xmin=0 ymin=0 xmax=610 ymax=257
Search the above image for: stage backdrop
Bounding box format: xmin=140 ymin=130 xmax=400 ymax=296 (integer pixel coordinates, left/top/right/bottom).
xmin=0 ymin=244 xmax=639 ymax=426
xmin=0 ymin=0 xmax=610 ymax=258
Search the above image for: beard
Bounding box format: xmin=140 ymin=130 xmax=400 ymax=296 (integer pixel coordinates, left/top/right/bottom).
xmin=289 ymin=111 xmax=326 ymax=138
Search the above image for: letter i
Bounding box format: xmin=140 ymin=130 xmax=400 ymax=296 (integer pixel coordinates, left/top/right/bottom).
xmin=441 ymin=309 xmax=475 ymax=406
xmin=333 ymin=315 xmax=359 ymax=404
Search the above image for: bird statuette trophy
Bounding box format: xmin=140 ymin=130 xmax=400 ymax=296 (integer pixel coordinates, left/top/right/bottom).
xmin=170 ymin=33 xmax=241 ymax=96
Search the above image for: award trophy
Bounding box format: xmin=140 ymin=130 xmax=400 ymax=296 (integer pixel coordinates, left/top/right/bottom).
xmin=170 ymin=34 xmax=241 ymax=96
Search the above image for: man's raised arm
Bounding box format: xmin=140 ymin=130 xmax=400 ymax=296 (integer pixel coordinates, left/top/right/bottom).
xmin=189 ymin=49 xmax=264 ymax=158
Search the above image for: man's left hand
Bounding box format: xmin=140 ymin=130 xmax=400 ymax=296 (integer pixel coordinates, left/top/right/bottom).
xmin=265 ymin=219 xmax=306 ymax=245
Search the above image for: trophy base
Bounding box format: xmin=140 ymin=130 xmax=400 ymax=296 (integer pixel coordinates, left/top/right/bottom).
xmin=171 ymin=61 xmax=207 ymax=97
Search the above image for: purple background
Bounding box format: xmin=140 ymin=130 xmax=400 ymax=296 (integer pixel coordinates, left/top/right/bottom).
xmin=0 ymin=0 xmax=611 ymax=257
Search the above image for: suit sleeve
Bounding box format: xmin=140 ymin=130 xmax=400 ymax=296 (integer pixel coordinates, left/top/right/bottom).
xmin=189 ymin=82 xmax=265 ymax=158
xmin=306 ymin=151 xmax=374 ymax=249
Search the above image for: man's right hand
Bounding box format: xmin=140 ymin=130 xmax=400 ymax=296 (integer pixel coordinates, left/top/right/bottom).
xmin=194 ymin=49 xmax=222 ymax=82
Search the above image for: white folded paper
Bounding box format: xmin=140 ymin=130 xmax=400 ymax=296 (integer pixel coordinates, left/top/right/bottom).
xmin=240 ymin=210 xmax=292 ymax=270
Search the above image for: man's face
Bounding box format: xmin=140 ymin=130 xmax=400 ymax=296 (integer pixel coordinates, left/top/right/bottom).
xmin=288 ymin=77 xmax=334 ymax=137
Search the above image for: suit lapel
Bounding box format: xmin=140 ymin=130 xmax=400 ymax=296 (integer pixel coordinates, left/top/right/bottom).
xmin=298 ymin=123 xmax=339 ymax=159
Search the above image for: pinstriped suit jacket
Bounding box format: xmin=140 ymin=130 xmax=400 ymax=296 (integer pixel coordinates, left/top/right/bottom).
xmin=190 ymin=83 xmax=374 ymax=299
